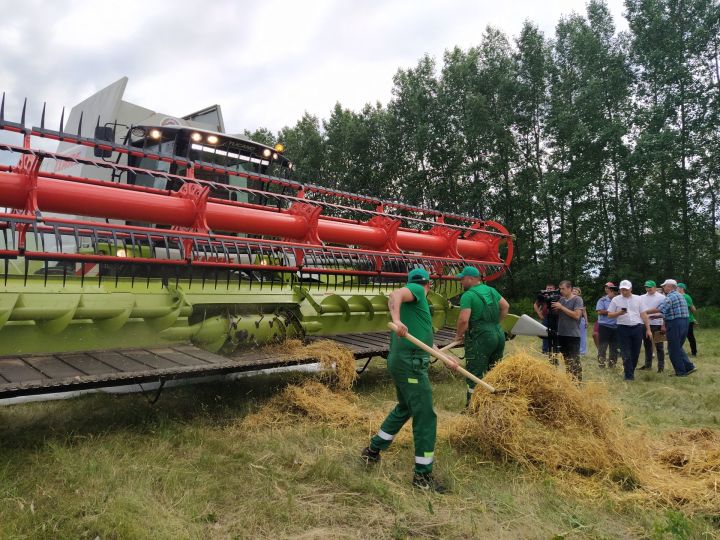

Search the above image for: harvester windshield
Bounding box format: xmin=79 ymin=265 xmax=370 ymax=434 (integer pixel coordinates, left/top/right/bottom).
xmin=126 ymin=126 xmax=293 ymax=187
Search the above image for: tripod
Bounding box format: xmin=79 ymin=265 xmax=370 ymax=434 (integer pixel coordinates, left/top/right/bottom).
xmin=546 ymin=329 xmax=561 ymax=366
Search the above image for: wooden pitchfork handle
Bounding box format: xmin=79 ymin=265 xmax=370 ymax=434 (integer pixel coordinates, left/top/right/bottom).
xmin=439 ymin=340 xmax=462 ymax=352
xmin=387 ymin=322 xmax=496 ymax=393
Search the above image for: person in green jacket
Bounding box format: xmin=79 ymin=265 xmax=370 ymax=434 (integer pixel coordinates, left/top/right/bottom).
xmin=678 ymin=283 xmax=698 ymax=357
xmin=453 ymin=266 xmax=510 ymax=406
xmin=361 ymin=268 xmax=446 ymax=493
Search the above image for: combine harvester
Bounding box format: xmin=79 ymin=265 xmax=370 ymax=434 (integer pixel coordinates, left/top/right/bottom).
xmin=0 ymin=79 xmax=517 ymax=401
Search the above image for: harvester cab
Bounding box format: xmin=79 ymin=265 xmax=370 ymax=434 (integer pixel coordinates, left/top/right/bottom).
xmin=0 ymin=78 xmax=514 ymax=401
xmin=119 ymin=125 xmax=294 ymax=195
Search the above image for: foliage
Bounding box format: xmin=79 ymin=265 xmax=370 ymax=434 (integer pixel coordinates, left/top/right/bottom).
xmin=266 ymin=0 xmax=720 ymax=305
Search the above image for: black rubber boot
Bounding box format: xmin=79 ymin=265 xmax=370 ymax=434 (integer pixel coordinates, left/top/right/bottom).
xmin=412 ymin=473 xmax=447 ymax=494
xmin=360 ymin=446 xmax=381 ymax=465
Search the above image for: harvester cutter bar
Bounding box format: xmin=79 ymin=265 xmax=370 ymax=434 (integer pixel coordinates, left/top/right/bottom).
xmin=0 ymin=329 xmax=458 ymax=400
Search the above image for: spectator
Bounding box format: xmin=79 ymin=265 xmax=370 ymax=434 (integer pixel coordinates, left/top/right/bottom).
xmin=638 ymin=280 xmax=666 ymax=372
xmin=595 ymin=282 xmax=619 ymax=368
xmin=572 ymin=286 xmax=589 ymax=356
xmin=677 ymin=283 xmax=697 ymax=357
xmin=550 ymin=280 xmax=584 ymax=380
xmin=607 ymin=280 xmax=644 ymax=381
xmin=642 ymin=279 xmax=696 ymax=377
xmin=534 ymin=283 xmax=557 ymax=354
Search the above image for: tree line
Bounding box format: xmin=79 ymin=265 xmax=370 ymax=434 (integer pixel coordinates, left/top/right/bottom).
xmin=246 ymin=0 xmax=720 ymax=305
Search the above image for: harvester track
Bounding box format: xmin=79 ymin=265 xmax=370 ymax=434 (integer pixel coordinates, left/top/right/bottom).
xmin=0 ymin=329 xmax=458 ymax=399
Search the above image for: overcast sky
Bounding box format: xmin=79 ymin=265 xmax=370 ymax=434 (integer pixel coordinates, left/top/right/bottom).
xmin=2 ymin=0 xmax=627 ymax=134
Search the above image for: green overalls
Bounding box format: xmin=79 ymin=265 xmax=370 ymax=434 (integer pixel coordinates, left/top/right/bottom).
xmin=370 ymin=283 xmax=436 ymax=474
xmin=460 ymin=284 xmax=505 ymax=404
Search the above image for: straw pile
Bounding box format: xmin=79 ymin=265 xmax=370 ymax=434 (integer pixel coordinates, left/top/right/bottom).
xmin=449 ymin=351 xmax=720 ymax=514
xmin=244 ymin=380 xmax=368 ymax=429
xmin=450 ymin=351 xmax=634 ymax=477
xmin=275 ymin=338 xmax=358 ymax=390
xmin=648 ymin=428 xmax=720 ymax=511
xmin=243 ymin=339 xmax=361 ymax=429
xmin=657 ymin=428 xmax=720 ymax=474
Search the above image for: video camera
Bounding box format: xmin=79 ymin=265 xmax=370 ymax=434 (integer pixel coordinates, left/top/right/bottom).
xmin=536 ymin=289 xmax=561 ymax=308
xmin=536 ymin=289 xmax=560 ymax=357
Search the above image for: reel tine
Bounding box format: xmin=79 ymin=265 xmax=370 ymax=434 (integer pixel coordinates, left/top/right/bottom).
xmin=20 ymin=97 xmax=27 ymax=127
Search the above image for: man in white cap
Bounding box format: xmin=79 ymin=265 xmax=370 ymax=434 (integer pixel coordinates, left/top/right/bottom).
xmin=642 ymin=279 xmax=696 ymax=377
xmin=606 ymin=280 xmax=644 ymax=381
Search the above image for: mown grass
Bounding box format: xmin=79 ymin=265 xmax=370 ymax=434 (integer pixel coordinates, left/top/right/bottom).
xmin=1 ymin=329 xmax=718 ymax=539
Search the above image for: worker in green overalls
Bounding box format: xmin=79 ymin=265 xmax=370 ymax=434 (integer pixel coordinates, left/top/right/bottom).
xmin=361 ymin=268 xmax=446 ymax=493
xmin=454 ymin=266 xmax=510 ymax=406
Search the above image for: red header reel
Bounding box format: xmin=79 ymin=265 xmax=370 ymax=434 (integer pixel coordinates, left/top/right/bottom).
xmin=0 ymin=98 xmax=513 ymax=284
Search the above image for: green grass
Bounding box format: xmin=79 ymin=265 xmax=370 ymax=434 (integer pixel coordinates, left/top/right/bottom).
xmin=1 ymin=329 xmax=719 ymax=539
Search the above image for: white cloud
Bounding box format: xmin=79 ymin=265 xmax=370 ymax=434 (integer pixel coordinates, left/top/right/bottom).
xmin=1 ymin=0 xmax=627 ymax=132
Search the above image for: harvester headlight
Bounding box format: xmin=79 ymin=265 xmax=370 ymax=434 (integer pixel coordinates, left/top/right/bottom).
xmin=272 ymin=152 xmax=278 ymax=160
xmin=207 ymin=134 xmax=219 ymax=144
xmin=274 ymin=143 xmax=285 ymax=153
xmin=190 ymin=132 xmax=202 ymax=142
xmin=149 ymin=129 xmax=162 ymax=140
xmin=262 ymin=148 xmax=272 ymax=158
xmin=116 ymin=249 xmax=127 ymax=258
xmin=288 ymin=162 xmax=294 ymax=170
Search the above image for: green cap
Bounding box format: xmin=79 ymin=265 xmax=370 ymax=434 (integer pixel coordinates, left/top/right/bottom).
xmin=407 ymin=268 xmax=430 ymax=284
xmin=677 ymin=282 xmax=687 ymax=291
xmin=644 ymin=280 xmax=656 ymax=287
xmin=456 ymin=266 xmax=481 ymax=279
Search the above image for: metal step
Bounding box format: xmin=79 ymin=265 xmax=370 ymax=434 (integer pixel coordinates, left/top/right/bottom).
xmin=0 ymin=329 xmax=459 ymax=399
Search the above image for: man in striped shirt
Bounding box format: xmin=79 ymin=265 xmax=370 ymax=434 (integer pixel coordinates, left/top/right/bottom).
xmin=641 ymin=279 xmax=696 ymax=377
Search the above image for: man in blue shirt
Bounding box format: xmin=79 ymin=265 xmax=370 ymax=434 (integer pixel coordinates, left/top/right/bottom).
xmin=641 ymin=279 xmax=696 ymax=377
xmin=595 ymin=282 xmax=619 ymax=368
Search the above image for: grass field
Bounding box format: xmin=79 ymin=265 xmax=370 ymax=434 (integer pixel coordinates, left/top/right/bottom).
xmin=1 ymin=329 xmax=718 ymax=539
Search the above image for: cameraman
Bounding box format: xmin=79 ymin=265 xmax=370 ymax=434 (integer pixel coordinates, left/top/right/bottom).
xmin=551 ymin=280 xmax=584 ymax=380
xmin=534 ymin=283 xmax=558 ymax=353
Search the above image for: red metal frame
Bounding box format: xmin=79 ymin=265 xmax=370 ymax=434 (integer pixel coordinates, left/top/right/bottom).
xmin=0 ymin=124 xmax=513 ymax=280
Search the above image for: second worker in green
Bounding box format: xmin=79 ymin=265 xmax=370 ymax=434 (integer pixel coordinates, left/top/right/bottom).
xmin=453 ymin=266 xmax=510 ymax=406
